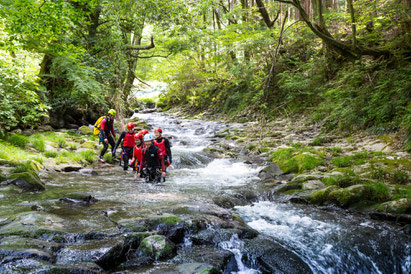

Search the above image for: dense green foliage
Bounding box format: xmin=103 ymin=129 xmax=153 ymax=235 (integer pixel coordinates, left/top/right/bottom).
xmin=0 ymin=0 xmax=410 ymax=149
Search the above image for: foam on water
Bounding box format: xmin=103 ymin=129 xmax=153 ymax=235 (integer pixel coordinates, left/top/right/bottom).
xmin=236 ymin=201 xmax=410 ymax=273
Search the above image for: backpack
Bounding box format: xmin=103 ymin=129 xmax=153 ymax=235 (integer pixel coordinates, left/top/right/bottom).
xmin=93 ymin=116 xmax=106 ymax=135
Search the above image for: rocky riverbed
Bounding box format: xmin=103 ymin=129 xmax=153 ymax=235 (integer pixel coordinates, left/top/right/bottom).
xmin=0 ymin=111 xmax=409 ymax=273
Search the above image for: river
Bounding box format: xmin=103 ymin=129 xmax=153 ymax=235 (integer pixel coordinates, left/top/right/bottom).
xmin=0 ymin=111 xmax=409 ymax=273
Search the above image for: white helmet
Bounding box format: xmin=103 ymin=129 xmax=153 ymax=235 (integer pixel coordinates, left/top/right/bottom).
xmin=144 ymin=134 xmax=154 ymax=142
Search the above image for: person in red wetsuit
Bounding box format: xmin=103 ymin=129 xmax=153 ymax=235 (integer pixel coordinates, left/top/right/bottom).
xmin=130 ymin=132 xmax=145 ymax=172
xmin=137 ymin=134 xmax=166 ymax=183
xmin=154 ymin=128 xmax=172 ymax=167
xmin=113 ymin=122 xmax=135 ymax=170
xmin=98 ymin=109 xmax=117 ymax=162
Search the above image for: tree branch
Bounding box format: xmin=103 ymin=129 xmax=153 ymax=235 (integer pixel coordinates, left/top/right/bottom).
xmin=126 ymin=37 xmax=154 ymax=50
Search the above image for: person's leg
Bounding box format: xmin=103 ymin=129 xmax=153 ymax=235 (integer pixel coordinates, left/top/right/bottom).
xmin=108 ymin=136 xmax=116 ymax=157
xmin=100 ymin=142 xmax=109 ymax=159
xmin=122 ymin=147 xmax=133 ymax=170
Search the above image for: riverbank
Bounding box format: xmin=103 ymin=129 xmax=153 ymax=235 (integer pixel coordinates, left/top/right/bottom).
xmin=168 ymin=107 xmax=411 ymax=226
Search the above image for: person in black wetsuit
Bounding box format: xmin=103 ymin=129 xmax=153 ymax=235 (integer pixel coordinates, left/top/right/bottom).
xmin=98 ymin=109 xmax=116 ymax=162
xmin=154 ymin=128 xmax=172 ymax=167
xmin=137 ymin=134 xmax=166 ymax=182
xmin=113 ymin=122 xmax=135 ymax=170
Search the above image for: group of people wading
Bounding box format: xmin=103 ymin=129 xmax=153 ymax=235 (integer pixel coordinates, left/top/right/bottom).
xmin=97 ymin=109 xmax=172 ymax=183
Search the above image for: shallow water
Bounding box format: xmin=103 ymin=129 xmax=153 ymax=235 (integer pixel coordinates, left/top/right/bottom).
xmin=0 ymin=112 xmax=409 ymax=273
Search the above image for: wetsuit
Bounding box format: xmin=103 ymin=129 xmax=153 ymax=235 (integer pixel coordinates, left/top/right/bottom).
xmin=114 ymin=130 xmax=136 ymax=170
xmin=138 ymin=145 xmax=166 ymax=182
xmin=99 ymin=117 xmax=116 ymax=158
xmin=154 ymin=137 xmax=172 ymax=165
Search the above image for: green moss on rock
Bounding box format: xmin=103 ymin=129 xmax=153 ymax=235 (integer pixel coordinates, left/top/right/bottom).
xmin=277 ymin=182 xmax=302 ymax=193
xmin=328 ymin=184 xmax=369 ymax=207
xmin=309 ymin=185 xmax=339 ymax=205
xmin=137 ymin=235 xmax=176 ymax=260
xmin=78 ymin=126 xmax=93 ymax=135
xmin=8 ymin=172 xmax=45 ymax=191
xmin=375 ymin=198 xmax=411 ymax=214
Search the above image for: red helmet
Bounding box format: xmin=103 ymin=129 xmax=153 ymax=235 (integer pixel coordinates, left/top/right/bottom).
xmin=126 ymin=122 xmax=134 ymax=129
xmin=154 ymin=128 xmax=162 ymax=133
xmin=141 ymin=129 xmax=149 ymax=135
xmin=134 ymin=133 xmax=143 ymax=139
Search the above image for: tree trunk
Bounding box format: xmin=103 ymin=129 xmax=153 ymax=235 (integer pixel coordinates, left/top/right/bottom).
xmin=347 ymin=0 xmax=357 ymax=48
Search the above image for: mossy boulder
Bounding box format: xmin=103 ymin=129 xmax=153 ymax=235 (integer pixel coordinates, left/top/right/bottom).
xmin=303 ymin=180 xmax=325 ymax=190
xmin=137 ymin=235 xmax=176 ymax=260
xmin=328 ymin=184 xmax=369 ymax=207
xmin=308 ymin=185 xmax=339 ymax=205
xmin=6 ymin=172 xmax=45 ymax=191
xmin=78 ymin=125 xmax=93 ymax=135
xmin=375 ymin=198 xmax=411 ymax=214
xmin=277 ymin=181 xmax=302 ymax=193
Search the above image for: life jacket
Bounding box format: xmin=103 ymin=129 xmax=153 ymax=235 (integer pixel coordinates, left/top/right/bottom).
xmin=133 ymin=145 xmax=144 ymax=163
xmin=154 ymin=138 xmax=167 ymax=156
xmin=143 ymin=145 xmax=160 ymax=167
xmin=122 ymin=131 xmax=135 ymax=147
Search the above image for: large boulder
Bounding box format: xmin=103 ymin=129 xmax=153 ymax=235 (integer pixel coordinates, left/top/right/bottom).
xmin=96 ymin=233 xmax=148 ymax=270
xmin=375 ymin=198 xmax=411 ymax=214
xmin=243 ymin=236 xmax=312 ymax=273
xmin=5 ymin=172 xmax=45 ymax=191
xmin=328 ymin=184 xmax=369 ymax=208
xmin=137 ymin=235 xmax=176 ymax=261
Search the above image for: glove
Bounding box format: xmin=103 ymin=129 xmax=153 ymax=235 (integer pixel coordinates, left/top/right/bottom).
xmin=169 ymin=157 xmax=172 ymax=164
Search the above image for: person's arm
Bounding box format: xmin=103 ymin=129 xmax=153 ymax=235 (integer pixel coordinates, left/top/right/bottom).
xmin=138 ymin=155 xmax=145 ymax=173
xmin=164 ymin=138 xmax=172 ymax=159
xmin=110 ymin=124 xmax=116 ymax=139
xmin=157 ymin=150 xmax=166 ymax=171
xmin=114 ymin=131 xmax=126 ymax=151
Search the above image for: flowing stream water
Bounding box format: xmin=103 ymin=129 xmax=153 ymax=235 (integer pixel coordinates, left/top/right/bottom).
xmin=0 ymin=111 xmax=410 ymax=273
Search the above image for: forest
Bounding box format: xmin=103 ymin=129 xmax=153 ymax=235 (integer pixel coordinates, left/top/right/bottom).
xmin=0 ymin=1 xmax=411 ymax=273
xmin=0 ymin=0 xmax=410 ymax=147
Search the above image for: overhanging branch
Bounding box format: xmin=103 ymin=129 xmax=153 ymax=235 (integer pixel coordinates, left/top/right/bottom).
xmin=126 ymin=36 xmax=155 ymax=50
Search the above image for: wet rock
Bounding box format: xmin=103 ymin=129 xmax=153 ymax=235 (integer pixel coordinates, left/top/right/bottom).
xmin=79 ymin=169 xmax=98 ymax=176
xmin=369 ymin=212 xmax=411 ymax=225
xmin=308 ymin=185 xmax=339 ymax=205
xmin=172 ymin=204 xmax=232 ymax=220
xmin=213 ymin=195 xmax=249 ymax=209
xmin=0 ymin=248 xmax=54 ymax=263
xmin=375 ymin=198 xmax=411 ymax=214
xmin=258 ymin=163 xmax=284 ymax=181
xmin=60 ymin=193 xmax=99 ymax=205
xmin=45 ymin=263 xmax=102 ymax=273
xmin=173 ymin=246 xmax=232 ymax=272
xmin=4 ymin=172 xmax=45 ymax=191
xmin=176 ymin=263 xmax=218 ymax=274
xmin=191 ymin=228 xmax=234 ymax=246
xmin=328 ymin=184 xmax=369 ymax=208
xmin=303 ymin=180 xmax=325 ymax=190
xmin=56 ymin=237 xmax=124 ymax=266
xmin=137 ymin=235 xmax=176 ymax=260
xmin=243 ymin=236 xmax=312 ymax=273
xmin=96 ymin=233 xmax=148 ymax=270
xmin=61 ymin=166 xmax=82 ymax=172
xmin=78 ymin=125 xmax=93 ymax=135
xmin=67 ymin=123 xmax=80 ymax=129
xmin=277 ymin=181 xmax=302 ymax=193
